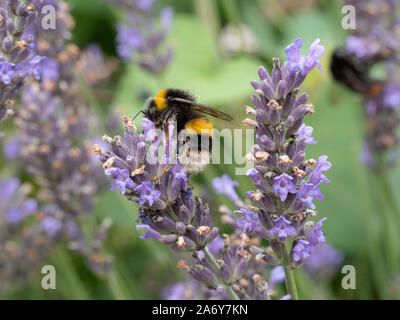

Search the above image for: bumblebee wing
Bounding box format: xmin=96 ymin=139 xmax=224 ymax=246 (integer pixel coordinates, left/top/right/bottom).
xmin=170 ymin=97 xmax=233 ymax=121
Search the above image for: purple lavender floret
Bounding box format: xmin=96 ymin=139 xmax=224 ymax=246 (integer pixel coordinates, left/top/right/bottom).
xmin=269 ymin=216 xmax=297 ymax=242
xmin=285 ymin=38 xmax=324 ymax=76
xmin=235 ymin=208 xmax=259 ymax=233
xmin=292 ymin=240 xmax=313 ymax=264
xmin=212 ymin=174 xmax=243 ymax=206
xmin=243 ymin=38 xmax=331 ymax=279
xmin=305 ymin=244 xmax=343 ymax=281
xmin=297 ymin=124 xmax=317 ymax=145
xmin=272 ymin=173 xmax=297 ymax=202
xmin=106 ymin=167 xmax=136 ymax=194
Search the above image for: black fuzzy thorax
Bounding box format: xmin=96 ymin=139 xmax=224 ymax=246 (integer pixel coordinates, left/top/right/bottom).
xmin=165 ymin=89 xmax=212 ymax=152
xmin=164 ymin=89 xmax=206 ymax=133
xmin=330 ymin=49 xmax=370 ymax=94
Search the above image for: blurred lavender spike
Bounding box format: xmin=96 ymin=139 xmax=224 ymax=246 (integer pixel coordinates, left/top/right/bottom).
xmin=334 ymin=0 xmax=400 ymax=170
xmin=0 ymin=0 xmax=45 ymax=126
xmin=105 ymin=0 xmax=174 ymax=75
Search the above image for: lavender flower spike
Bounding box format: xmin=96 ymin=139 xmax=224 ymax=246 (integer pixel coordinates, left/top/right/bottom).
xmin=0 ymin=0 xmax=44 ymax=125
xmin=106 ymin=0 xmax=174 ymax=75
xmin=245 ymin=38 xmax=331 ymax=299
xmin=0 ymin=178 xmax=52 ymax=292
xmin=332 ymin=0 xmax=400 ymax=170
xmin=4 ymin=1 xmax=112 ymax=276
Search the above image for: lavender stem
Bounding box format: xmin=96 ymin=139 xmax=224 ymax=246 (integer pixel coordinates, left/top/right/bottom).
xmin=203 ymin=247 xmax=239 ymax=301
xmin=376 ymin=173 xmax=400 ymax=271
xmin=107 ymin=270 xmax=129 ymax=300
xmin=280 ymin=243 xmax=299 ymax=300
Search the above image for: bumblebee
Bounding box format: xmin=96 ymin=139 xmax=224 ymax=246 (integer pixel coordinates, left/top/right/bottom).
xmin=143 ymin=88 xmax=233 ymax=176
xmin=330 ymin=49 xmax=384 ymax=99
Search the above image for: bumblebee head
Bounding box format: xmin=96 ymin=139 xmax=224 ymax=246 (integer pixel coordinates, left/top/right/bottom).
xmin=143 ymin=97 xmax=157 ymax=121
xmin=143 ymin=89 xmax=169 ymax=122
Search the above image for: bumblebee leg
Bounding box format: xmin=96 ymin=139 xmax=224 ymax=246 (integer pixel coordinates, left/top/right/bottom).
xmin=186 ymin=173 xmax=194 ymax=188
xmin=152 ymin=164 xmax=174 ymax=182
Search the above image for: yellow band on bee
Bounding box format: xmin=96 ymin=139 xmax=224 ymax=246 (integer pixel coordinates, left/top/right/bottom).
xmin=185 ymin=117 xmax=214 ymax=137
xmin=154 ymin=89 xmax=168 ymax=112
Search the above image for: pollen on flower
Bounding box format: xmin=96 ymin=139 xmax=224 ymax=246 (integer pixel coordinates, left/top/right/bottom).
xmin=113 ymin=136 xmax=123 ymax=147
xmin=294 ymin=212 xmax=307 ymax=222
xmin=38 ymin=145 xmax=50 ymax=155
xmin=306 ymin=158 xmax=317 ymax=168
xmin=255 ymin=253 xmax=265 ymax=264
xmin=27 ymin=4 xmax=36 ymax=11
xmin=251 ymin=191 xmax=264 ymax=201
xmin=245 ymin=152 xmax=256 ymax=162
xmin=42 ymin=81 xmax=56 ymax=91
xmin=243 ymin=118 xmax=258 ymax=127
xmin=267 ymin=100 xmax=282 ymax=110
xmin=279 ymin=155 xmax=293 ymax=166
xmin=196 ymin=226 xmax=210 ymax=236
xmin=271 ymin=213 xmax=279 ymax=220
xmin=239 ymin=278 xmax=250 ymax=288
xmin=57 ymin=51 xmax=69 ymax=63
xmin=221 ymin=214 xmax=235 ymax=225
xmin=255 ymin=151 xmax=269 ymax=162
xmin=240 ymin=233 xmax=250 ymax=246
xmin=131 ymin=164 xmax=146 ymax=177
xmin=121 ymin=115 xmax=136 ymax=131
xmin=80 ymin=164 xmax=90 ymax=174
xmin=5 ymin=99 xmax=14 ymax=108
xmin=304 ymin=221 xmax=315 ymax=229
xmin=6 ymin=109 xmax=14 ymax=117
xmin=252 ymin=274 xmax=264 ymax=283
xmin=66 ymin=44 xmax=80 ymax=57
xmin=92 ymin=144 xmax=104 ymax=155
xmin=238 ymin=249 xmax=252 ymax=259
xmin=68 ymin=148 xmax=81 ymax=158
xmin=293 ymin=166 xmax=306 ymax=178
xmin=244 ymin=105 xmax=257 ymax=116
xmin=255 ymin=89 xmax=264 ymax=97
xmin=52 ymin=160 xmax=64 ymax=169
xmin=230 ymin=235 xmax=242 ymax=247
xmin=103 ymin=157 xmax=115 ymax=169
xmin=177 ymin=260 xmax=190 ymax=271
xmin=305 ymin=103 xmax=315 ymax=115
xmin=218 ymin=205 xmax=230 ymax=214
xmin=102 ymin=134 xmax=113 ymax=144
xmin=15 ymin=41 xmax=28 ymax=49
xmin=382 ymin=135 xmax=396 ymax=147
xmin=249 ymin=237 xmax=260 ymax=246
xmin=176 ymin=236 xmax=186 ymax=248
xmin=307 ymin=209 xmax=317 ymax=217
xmin=21 ymin=144 xmax=36 ymax=157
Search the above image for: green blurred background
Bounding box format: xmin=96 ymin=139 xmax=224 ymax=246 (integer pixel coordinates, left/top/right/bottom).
xmin=3 ymin=0 xmax=399 ymax=300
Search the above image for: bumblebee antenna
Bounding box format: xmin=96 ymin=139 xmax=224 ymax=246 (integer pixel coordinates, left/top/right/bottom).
xmin=133 ymin=110 xmax=144 ymax=120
